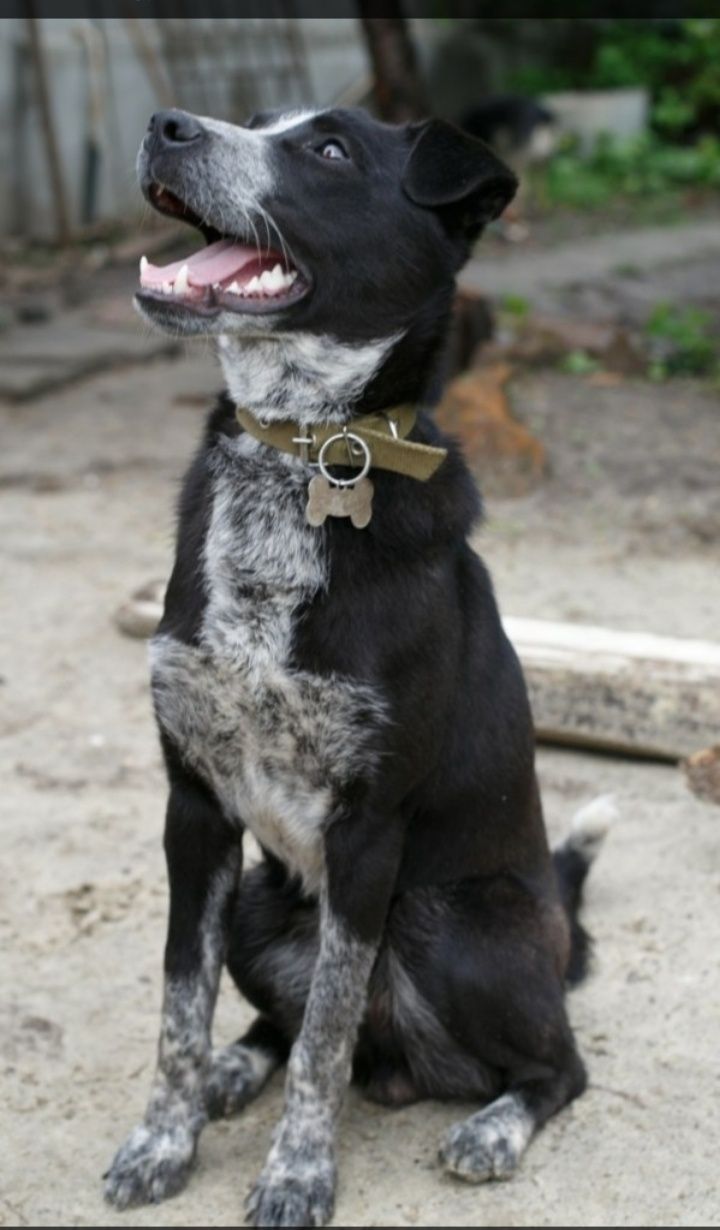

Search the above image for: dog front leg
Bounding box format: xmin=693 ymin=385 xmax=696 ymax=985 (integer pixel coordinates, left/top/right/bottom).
xmin=104 ymin=769 xmax=241 ymax=1209
xmin=246 ymin=805 xmax=403 ymax=1229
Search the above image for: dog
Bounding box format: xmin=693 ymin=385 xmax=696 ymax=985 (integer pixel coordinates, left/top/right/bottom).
xmin=103 ymin=106 xmax=612 ymax=1227
xmin=460 ymin=95 xmax=556 ymax=166
xmin=460 ymin=96 xmax=557 ymax=241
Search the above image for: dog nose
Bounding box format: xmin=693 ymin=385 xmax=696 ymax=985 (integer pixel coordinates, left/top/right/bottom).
xmin=148 ymin=109 xmax=205 ymax=148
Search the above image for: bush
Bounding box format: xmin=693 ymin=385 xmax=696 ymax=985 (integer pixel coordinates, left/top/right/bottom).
xmin=538 ymin=132 xmax=720 ymax=210
xmin=645 ymin=303 xmax=719 ymax=378
xmin=511 ymin=19 xmax=720 ymax=138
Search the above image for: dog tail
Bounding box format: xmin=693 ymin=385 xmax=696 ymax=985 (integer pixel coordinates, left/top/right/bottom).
xmin=553 ymin=795 xmax=618 ymax=987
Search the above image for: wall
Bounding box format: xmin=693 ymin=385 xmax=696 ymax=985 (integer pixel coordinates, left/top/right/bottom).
xmin=0 ymin=17 xmax=370 ymax=239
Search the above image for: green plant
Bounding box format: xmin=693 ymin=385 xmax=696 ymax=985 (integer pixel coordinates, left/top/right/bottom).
xmin=645 ymin=302 xmax=719 ymax=377
xmin=501 ymin=293 xmax=531 ymax=319
xmin=510 ymin=19 xmax=720 ymax=138
xmin=537 ymin=131 xmax=720 ymax=210
xmin=559 ymin=350 xmax=600 ymax=375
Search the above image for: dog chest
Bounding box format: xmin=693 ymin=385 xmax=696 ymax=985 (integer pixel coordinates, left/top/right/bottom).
xmin=151 ymin=436 xmax=384 ymax=891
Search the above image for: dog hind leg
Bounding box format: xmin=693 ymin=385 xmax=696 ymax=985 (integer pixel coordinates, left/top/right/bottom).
xmin=434 ymin=903 xmax=587 ymax=1183
xmin=225 ymin=859 xmax=320 ymax=1039
xmin=365 ymin=881 xmax=587 ymax=1184
xmin=205 ymin=1017 xmax=289 ymax=1119
xmin=439 ymin=1053 xmax=586 ymax=1183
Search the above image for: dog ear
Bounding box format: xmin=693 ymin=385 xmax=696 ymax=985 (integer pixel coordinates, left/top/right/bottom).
xmin=402 ymin=119 xmax=517 ymax=237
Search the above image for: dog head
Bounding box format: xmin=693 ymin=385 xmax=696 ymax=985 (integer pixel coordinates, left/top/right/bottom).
xmin=136 ymin=107 xmax=516 ymax=417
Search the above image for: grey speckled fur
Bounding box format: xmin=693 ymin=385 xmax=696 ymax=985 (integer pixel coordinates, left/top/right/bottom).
xmin=104 ymin=860 xmax=240 ymax=1207
xmin=151 ymin=432 xmax=386 ymax=896
xmin=246 ymin=900 xmax=377 ymax=1228
xmin=440 ymin=1092 xmax=535 ymax=1182
xmin=107 ymin=280 xmax=389 ymax=1217
xmin=218 ymin=331 xmax=401 ymax=426
xmin=205 ymin=1039 xmax=279 ymax=1120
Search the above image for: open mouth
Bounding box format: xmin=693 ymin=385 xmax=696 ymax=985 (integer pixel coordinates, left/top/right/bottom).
xmin=137 ymin=183 xmax=309 ymax=317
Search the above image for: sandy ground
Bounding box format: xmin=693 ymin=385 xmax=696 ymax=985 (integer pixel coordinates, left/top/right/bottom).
xmin=2 ymin=343 xmax=720 ymax=1228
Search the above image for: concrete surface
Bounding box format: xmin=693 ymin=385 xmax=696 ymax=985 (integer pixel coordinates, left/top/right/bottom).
xmin=0 ymin=297 xmax=180 ymax=401
xmin=1 ymin=341 xmax=719 ymax=1227
xmin=462 ymin=218 xmax=720 ymax=299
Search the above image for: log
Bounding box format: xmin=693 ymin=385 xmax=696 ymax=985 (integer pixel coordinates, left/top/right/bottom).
xmin=503 ymin=618 xmax=720 ymax=761
xmin=112 ymin=591 xmax=718 ymax=764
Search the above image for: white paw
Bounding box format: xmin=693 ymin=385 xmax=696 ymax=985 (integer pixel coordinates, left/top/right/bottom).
xmin=103 ymin=1122 xmax=196 ymax=1208
xmin=440 ymin=1095 xmax=533 ymax=1184
xmin=205 ymin=1042 xmax=275 ymax=1119
xmin=245 ymin=1149 xmax=336 ymax=1227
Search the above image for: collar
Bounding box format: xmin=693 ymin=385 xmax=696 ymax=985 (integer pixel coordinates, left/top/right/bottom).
xmin=235 ymin=404 xmax=447 ymax=482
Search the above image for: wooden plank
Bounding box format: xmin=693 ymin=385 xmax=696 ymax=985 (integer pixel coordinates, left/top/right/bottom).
xmin=503 ymin=618 xmax=720 ymax=761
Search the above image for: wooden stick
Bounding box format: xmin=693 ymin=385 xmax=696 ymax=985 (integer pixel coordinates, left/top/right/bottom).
xmin=503 ymin=618 xmax=720 ymax=761
xmin=25 ymin=9 xmax=71 ymax=244
xmin=123 ymin=17 xmax=174 ymax=110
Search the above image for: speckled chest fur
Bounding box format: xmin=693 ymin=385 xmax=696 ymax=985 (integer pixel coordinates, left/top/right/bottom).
xmin=150 ymin=432 xmax=385 ymax=894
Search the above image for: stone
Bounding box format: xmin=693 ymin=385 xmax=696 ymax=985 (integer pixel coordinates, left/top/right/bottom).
xmin=683 ymin=745 xmax=720 ymax=807
xmin=114 ymin=580 xmax=166 ymax=640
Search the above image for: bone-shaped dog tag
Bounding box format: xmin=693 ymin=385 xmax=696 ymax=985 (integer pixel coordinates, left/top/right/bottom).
xmin=306 ymin=474 xmax=373 ymax=528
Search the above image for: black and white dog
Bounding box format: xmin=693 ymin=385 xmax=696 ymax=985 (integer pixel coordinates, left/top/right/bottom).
xmin=104 ymin=106 xmax=612 ymax=1227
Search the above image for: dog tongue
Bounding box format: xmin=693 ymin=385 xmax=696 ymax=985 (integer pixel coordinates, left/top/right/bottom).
xmin=140 ymin=239 xmax=262 ymax=288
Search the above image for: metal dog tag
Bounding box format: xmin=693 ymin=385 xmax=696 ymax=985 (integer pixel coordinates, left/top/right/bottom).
xmin=306 ymin=474 xmax=374 ymax=529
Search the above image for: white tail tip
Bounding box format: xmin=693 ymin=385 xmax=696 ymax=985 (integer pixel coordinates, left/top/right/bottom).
xmin=568 ymin=794 xmax=618 ymax=862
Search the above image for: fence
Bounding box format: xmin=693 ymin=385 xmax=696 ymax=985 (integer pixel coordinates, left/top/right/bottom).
xmin=0 ymin=16 xmax=367 ymax=239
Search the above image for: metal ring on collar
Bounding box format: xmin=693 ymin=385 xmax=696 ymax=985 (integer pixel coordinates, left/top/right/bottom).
xmin=317 ymin=431 xmax=372 ymax=487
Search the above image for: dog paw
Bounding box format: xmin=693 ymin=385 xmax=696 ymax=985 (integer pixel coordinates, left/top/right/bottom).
xmin=205 ymin=1042 xmax=275 ymax=1120
xmin=439 ymin=1096 xmax=533 ymax=1184
xmin=103 ymin=1122 xmax=197 ymax=1208
xmin=245 ymin=1153 xmax=336 ymax=1227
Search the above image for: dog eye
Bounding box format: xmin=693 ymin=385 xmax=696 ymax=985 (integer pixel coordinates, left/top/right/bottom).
xmin=318 ymin=140 xmax=349 ymax=161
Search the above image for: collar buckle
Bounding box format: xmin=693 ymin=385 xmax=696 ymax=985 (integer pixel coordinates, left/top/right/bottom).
xmin=292 ymin=432 xmax=315 ymax=465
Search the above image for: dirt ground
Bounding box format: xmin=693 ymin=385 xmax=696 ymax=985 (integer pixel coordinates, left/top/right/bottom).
xmin=2 ymin=254 xmax=720 ymax=1226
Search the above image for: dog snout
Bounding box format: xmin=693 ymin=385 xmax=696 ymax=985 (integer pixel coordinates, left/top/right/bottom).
xmin=146 ymin=108 xmax=206 ymax=154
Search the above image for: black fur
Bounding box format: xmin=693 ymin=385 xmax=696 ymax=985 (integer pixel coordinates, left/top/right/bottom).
xmin=460 ymin=95 xmax=556 ymax=157
xmin=105 ymin=107 xmax=602 ymax=1224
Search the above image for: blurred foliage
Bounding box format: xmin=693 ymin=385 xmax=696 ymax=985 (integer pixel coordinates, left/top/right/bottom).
xmin=559 ymin=350 xmax=600 ymax=376
xmin=501 ymin=293 xmax=530 ymax=319
xmin=511 ymin=19 xmax=720 ymax=137
xmin=644 ymin=303 xmax=719 ymax=379
xmin=536 ymin=132 xmax=720 ymax=210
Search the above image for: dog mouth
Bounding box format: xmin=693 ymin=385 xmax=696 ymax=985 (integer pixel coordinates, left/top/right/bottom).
xmin=136 ymin=183 xmax=310 ymax=317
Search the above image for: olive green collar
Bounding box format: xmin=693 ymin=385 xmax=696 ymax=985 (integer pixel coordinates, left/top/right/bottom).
xmin=235 ymin=404 xmax=447 ymax=482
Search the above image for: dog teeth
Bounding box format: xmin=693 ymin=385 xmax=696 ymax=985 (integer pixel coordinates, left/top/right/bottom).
xmin=264 ymin=266 xmax=287 ymax=292
xmin=210 ymin=268 xmax=299 ymax=299
xmin=252 ymin=266 xmax=298 ymax=295
xmin=136 ymin=260 xmax=298 ymax=301
xmin=174 ymin=264 xmax=190 ymax=295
